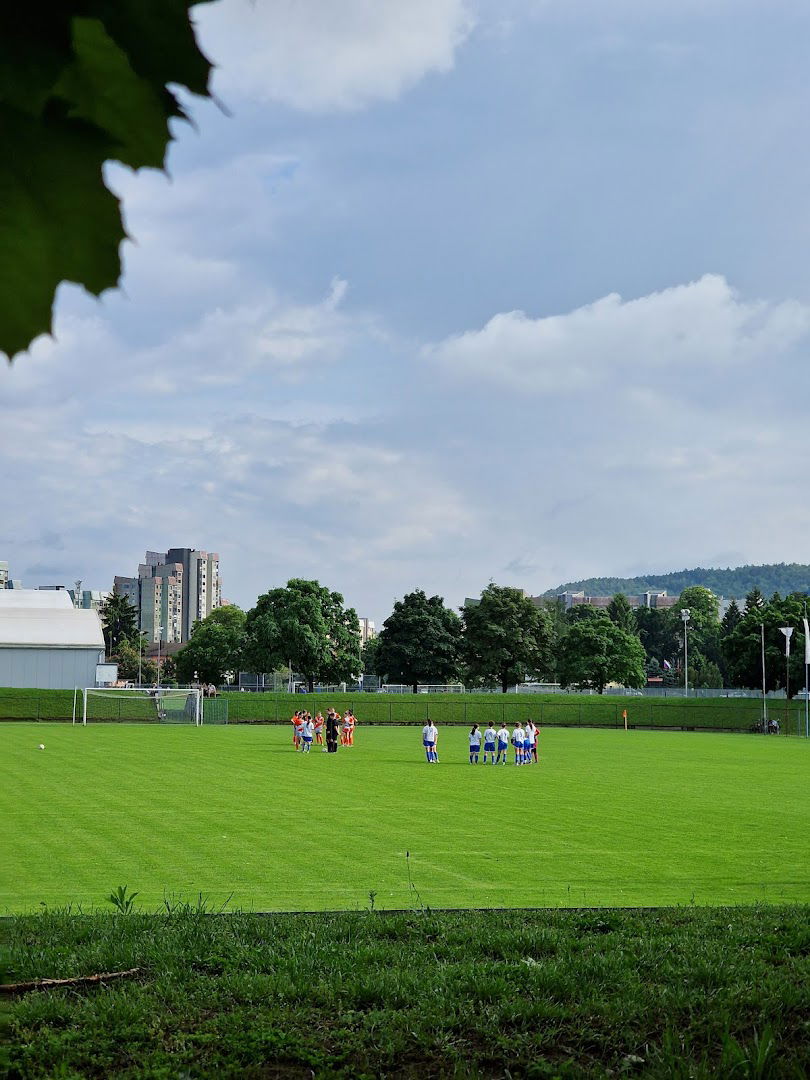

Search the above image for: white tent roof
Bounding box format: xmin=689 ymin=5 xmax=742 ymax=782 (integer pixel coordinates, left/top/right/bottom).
xmin=0 ymin=589 xmax=74 ymax=610
xmin=0 ymin=599 xmax=104 ymax=649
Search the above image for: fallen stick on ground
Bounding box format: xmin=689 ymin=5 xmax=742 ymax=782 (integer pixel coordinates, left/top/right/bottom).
xmin=1 ymin=968 xmax=141 ymax=995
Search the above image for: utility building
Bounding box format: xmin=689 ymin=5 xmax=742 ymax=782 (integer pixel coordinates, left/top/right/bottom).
xmin=0 ymin=590 xmax=106 ymax=689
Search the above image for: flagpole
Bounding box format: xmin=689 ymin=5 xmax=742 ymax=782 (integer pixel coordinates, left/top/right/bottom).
xmin=760 ymin=623 xmax=768 ymax=731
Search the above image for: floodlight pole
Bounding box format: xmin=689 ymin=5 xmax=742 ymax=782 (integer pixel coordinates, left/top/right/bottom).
xmin=680 ymin=609 xmax=691 ymax=697
xmin=779 ymin=626 xmax=793 ymax=733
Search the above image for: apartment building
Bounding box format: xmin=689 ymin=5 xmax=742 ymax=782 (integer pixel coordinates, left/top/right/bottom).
xmin=550 ymin=590 xmax=679 ymax=611
xmin=0 ymin=561 xmax=22 ymax=590
xmin=114 ymin=548 xmax=221 ymax=644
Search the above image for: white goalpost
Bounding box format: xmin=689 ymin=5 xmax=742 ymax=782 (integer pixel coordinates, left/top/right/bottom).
xmin=74 ymin=687 xmax=202 ymax=726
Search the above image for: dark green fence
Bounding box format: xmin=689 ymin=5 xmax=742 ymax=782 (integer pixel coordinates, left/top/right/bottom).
xmin=218 ymin=692 xmax=808 ymax=736
xmin=0 ymin=687 xmax=806 ymax=736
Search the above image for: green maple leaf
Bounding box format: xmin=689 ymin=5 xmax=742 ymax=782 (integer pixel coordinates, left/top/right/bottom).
xmin=0 ymin=1 xmax=214 ymax=361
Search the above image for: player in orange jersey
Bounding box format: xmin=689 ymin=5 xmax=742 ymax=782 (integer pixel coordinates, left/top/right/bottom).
xmin=314 ymin=712 xmax=325 ymax=745
xmin=290 ymin=711 xmax=301 ymax=750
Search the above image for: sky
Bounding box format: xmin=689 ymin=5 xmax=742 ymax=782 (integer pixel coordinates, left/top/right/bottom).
xmin=2 ymin=0 xmax=809 ymax=624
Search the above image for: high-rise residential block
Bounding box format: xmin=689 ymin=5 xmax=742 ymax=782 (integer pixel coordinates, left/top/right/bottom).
xmin=114 ymin=548 xmax=221 ymax=644
xmin=165 ymin=548 xmax=221 ymax=641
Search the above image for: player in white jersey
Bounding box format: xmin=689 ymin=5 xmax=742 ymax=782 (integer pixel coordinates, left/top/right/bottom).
xmin=301 ymin=718 xmax=314 ymax=753
xmin=512 ymin=725 xmax=525 ymax=765
xmin=468 ymin=724 xmax=481 ymax=764
xmin=523 ymin=720 xmax=534 ymax=764
xmin=496 ymin=725 xmax=510 ymax=764
xmin=482 ymin=726 xmax=497 ymax=764
xmin=525 ymin=720 xmax=538 ymax=763
xmin=422 ymin=721 xmax=438 ymax=763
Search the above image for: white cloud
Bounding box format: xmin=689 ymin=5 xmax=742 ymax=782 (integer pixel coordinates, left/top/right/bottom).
xmin=426 ymin=275 xmax=810 ymax=394
xmin=197 ymin=0 xmax=475 ymax=110
xmin=0 ymin=404 xmax=474 ymax=608
xmin=7 ymin=276 xmax=375 ymax=408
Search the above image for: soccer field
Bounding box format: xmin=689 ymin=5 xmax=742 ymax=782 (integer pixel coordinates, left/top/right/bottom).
xmin=2 ymin=723 xmax=808 ymax=913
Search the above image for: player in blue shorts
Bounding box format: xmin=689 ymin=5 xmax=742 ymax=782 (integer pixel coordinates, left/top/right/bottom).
xmin=422 ymin=720 xmax=438 ymax=763
xmin=468 ymin=724 xmax=481 ymax=764
xmin=496 ymin=724 xmax=510 ymax=764
xmin=512 ymin=724 xmax=525 ymax=765
xmin=301 ymin=716 xmax=314 ymax=753
xmin=482 ymin=725 xmax=497 ymax=764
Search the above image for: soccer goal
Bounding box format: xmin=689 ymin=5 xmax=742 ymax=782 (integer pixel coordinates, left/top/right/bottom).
xmin=73 ymin=687 xmax=202 ymax=725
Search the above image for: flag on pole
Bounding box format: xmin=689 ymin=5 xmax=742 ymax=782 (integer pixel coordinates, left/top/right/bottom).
xmin=662 ymin=659 xmax=672 ymax=671
xmin=804 ymin=617 xmax=810 ymax=664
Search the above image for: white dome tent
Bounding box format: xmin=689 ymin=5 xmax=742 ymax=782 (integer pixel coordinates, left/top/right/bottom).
xmin=0 ymin=590 xmax=105 ymax=690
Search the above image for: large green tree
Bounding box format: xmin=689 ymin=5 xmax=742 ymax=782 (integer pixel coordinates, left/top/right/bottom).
xmin=243 ymin=580 xmax=361 ymax=693
xmin=375 ymin=590 xmax=461 ymax=693
xmin=723 ymin=592 xmax=807 ymax=695
xmin=175 ymin=605 xmax=246 ymax=686
xmin=721 ymin=599 xmax=742 ymax=637
xmin=607 ymin=593 xmax=636 ymax=633
xmin=360 ymin=637 xmax=382 ymax=678
xmin=101 ymin=587 xmax=138 ymax=654
xmin=677 ymin=586 xmax=722 ymax=682
xmin=1 ymin=3 xmax=213 ymax=359
xmin=718 ymin=599 xmax=743 ymax=684
xmin=634 ymin=607 xmax=679 ymax=669
xmin=462 ymin=584 xmax=554 ymax=693
xmin=114 ymin=638 xmax=157 ymax=684
xmin=557 ymin=614 xmax=646 ymax=694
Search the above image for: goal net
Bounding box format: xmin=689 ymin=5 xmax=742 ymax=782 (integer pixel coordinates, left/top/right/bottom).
xmin=75 ymin=688 xmax=202 ymax=725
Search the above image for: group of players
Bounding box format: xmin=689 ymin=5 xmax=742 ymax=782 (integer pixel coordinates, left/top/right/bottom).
xmin=421 ymin=720 xmax=540 ymax=765
xmin=290 ymin=709 xmax=539 ymax=765
xmin=291 ymin=708 xmax=356 ymax=754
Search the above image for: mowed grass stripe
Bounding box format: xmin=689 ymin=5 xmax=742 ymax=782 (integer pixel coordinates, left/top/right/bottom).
xmin=2 ymin=723 xmax=808 ymax=912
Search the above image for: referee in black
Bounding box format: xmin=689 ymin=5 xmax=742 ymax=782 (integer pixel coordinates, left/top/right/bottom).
xmin=325 ymin=708 xmax=340 ymax=753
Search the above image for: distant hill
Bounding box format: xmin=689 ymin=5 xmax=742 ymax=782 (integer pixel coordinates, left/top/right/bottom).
xmin=542 ymin=563 xmax=810 ymax=599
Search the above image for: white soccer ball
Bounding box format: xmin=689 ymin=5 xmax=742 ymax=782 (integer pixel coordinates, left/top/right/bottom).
xmin=38 ymin=744 xmax=45 ymax=750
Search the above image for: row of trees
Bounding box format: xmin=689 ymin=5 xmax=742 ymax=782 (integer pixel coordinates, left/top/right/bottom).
xmin=101 ymin=579 xmax=808 ymax=696
xmin=99 ymin=579 xmax=361 ymax=690
xmin=175 ymin=580 xmax=362 ymax=691
xmin=619 ymin=585 xmax=808 ymax=694
xmin=366 ymin=585 xmax=646 ymax=694
xmin=366 ymin=584 xmax=807 ymax=694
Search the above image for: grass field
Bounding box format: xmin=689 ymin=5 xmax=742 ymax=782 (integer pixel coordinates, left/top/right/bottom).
xmin=2 ymin=723 xmax=808 ymax=913
xmin=5 ymin=906 xmax=809 ymax=1078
